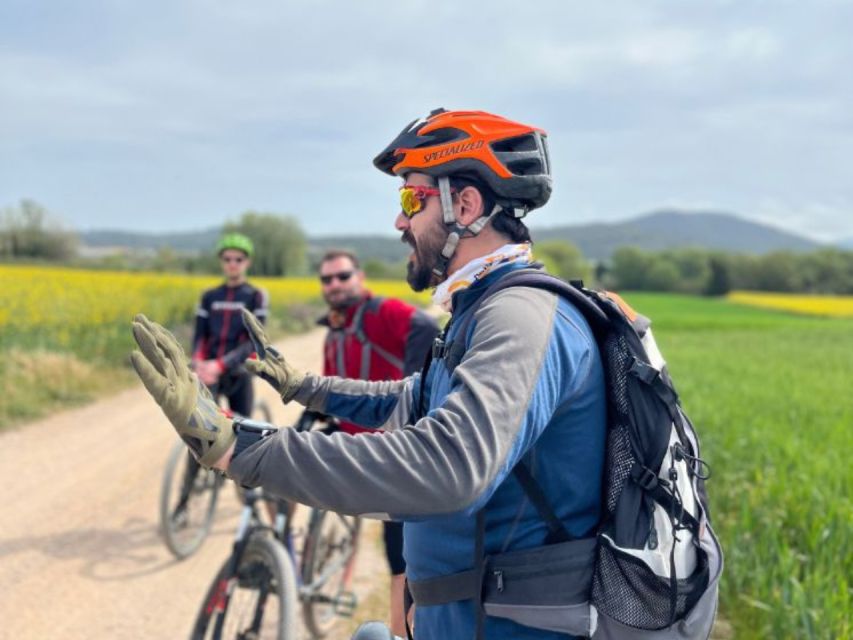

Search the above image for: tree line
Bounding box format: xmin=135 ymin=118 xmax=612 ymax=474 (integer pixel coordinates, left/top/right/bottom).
xmin=0 ymin=200 xmax=308 ymax=277
xmin=601 ymin=246 xmax=853 ymax=295
xmin=0 ymin=200 xmax=78 ymax=261
xmin=3 ymin=199 xmax=852 ymax=294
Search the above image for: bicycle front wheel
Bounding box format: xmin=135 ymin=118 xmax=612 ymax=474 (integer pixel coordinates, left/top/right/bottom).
xmin=192 ymin=534 xmax=298 ymax=640
xmin=301 ymin=509 xmax=362 ymax=638
xmin=159 ymin=439 xmax=221 ymax=559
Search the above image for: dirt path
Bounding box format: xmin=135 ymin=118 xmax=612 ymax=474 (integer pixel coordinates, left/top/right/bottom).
xmin=0 ymin=329 xmax=388 ymax=640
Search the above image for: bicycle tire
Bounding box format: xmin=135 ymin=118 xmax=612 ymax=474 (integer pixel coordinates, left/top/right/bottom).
xmin=191 ymin=534 xmax=298 ymax=640
xmin=159 ymin=439 xmax=220 ymax=559
xmin=301 ymin=509 xmax=362 ymax=638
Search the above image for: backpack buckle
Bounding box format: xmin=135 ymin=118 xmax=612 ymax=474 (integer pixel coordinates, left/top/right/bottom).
xmin=631 ymin=464 xmax=659 ymax=490
xmin=629 ymin=357 xmax=660 ymax=385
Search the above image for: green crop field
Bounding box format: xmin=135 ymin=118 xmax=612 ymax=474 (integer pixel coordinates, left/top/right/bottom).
xmin=622 ymin=293 xmax=851 ymax=640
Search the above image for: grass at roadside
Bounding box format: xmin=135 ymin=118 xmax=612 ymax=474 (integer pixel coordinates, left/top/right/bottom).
xmin=0 ymin=303 xmax=324 ymax=429
xmin=0 ymin=349 xmax=136 ymax=427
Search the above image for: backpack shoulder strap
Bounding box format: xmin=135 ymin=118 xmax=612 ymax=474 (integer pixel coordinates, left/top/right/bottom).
xmin=436 ymin=266 xmax=613 ymax=546
xmin=351 ymin=296 xmax=405 ymax=377
xmin=351 ymin=296 xmax=384 ymax=343
xmin=442 ymin=266 xmax=610 ymax=373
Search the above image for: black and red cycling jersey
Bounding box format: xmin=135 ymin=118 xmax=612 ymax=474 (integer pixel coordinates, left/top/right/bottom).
xmin=192 ymin=282 xmax=269 ymax=372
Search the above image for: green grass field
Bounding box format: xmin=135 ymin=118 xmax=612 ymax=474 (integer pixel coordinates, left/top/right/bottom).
xmin=623 ymin=293 xmax=851 ymax=640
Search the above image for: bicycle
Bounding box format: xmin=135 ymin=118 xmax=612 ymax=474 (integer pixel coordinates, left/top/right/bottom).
xmin=159 ymin=373 xmax=272 ymax=560
xmin=191 ymin=410 xmax=362 ymax=640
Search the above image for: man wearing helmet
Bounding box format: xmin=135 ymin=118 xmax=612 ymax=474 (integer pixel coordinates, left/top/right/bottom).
xmin=132 ymin=110 xmax=606 ymax=640
xmin=192 ymin=233 xmax=268 ymax=417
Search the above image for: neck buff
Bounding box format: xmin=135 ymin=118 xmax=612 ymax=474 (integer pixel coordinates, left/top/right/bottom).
xmin=432 ymin=242 xmax=533 ymax=312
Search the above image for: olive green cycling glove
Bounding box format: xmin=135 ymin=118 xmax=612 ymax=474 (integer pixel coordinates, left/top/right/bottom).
xmin=241 ymin=308 xmax=306 ymax=403
xmin=130 ymin=314 xmax=235 ymax=468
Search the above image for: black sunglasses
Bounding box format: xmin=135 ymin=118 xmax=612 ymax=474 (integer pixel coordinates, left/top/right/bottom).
xmin=320 ymin=271 xmax=354 ymax=285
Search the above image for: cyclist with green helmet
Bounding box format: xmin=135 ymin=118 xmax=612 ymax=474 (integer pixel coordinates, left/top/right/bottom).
xmin=191 ymin=233 xmax=269 ymax=417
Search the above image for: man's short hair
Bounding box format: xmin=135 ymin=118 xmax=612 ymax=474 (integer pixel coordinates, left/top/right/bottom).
xmin=319 ymin=249 xmax=360 ymax=271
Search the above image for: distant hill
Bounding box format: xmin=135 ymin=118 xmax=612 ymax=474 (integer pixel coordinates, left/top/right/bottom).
xmin=539 ymin=210 xmax=822 ymax=261
xmin=82 ymin=227 xmax=221 ymax=252
xmin=80 ymin=228 xmax=411 ymax=262
xmin=309 ymin=210 xmax=824 ymax=262
xmin=81 ymin=210 xmax=824 ymax=262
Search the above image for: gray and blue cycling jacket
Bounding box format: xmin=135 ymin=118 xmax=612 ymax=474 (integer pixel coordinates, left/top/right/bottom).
xmin=229 ymin=263 xmax=607 ymax=639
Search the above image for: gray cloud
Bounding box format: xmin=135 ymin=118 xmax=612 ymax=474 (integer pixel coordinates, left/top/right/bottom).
xmin=0 ymin=0 xmax=850 ymax=241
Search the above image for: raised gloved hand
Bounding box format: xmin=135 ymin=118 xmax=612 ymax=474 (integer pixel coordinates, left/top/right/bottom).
xmin=130 ymin=314 xmax=235 ymax=468
xmin=241 ymin=308 xmax=305 ymax=403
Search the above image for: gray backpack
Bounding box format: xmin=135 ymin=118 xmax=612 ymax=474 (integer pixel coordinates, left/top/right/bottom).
xmin=409 ymin=268 xmax=723 ymax=639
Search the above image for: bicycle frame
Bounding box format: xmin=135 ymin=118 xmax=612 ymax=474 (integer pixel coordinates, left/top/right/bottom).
xmin=197 ymin=410 xmax=360 ymax=639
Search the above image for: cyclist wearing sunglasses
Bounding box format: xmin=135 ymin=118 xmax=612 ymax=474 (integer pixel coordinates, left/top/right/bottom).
xmin=191 ymin=232 xmax=268 ymax=414
xmin=133 ymin=110 xmax=606 ymax=640
xmin=317 ymin=249 xmax=438 ymax=635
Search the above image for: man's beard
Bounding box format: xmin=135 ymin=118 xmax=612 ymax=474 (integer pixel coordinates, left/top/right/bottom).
xmin=324 ymin=290 xmax=362 ymax=312
xmin=402 ymin=223 xmax=448 ymax=292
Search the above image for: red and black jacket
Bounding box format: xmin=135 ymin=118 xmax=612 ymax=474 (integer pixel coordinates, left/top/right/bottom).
xmin=192 ymin=282 xmax=269 ymax=373
xmin=320 ymin=292 xmax=438 ymax=434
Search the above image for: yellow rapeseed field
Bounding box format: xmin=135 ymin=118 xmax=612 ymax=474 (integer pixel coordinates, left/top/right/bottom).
xmin=0 ymin=265 xmax=427 ymax=358
xmin=727 ymin=290 xmax=853 ymax=318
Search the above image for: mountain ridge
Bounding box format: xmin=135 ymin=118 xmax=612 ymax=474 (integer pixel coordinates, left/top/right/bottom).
xmin=80 ymin=210 xmax=826 ymax=261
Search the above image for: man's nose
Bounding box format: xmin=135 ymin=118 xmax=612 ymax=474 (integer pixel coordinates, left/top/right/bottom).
xmin=394 ymin=211 xmax=409 ymax=231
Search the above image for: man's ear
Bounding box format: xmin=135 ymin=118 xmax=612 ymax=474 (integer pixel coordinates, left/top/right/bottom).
xmin=455 ymin=186 xmax=485 ymax=226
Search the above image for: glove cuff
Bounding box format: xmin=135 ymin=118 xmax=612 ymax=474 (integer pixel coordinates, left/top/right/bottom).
xmin=281 ymin=371 xmax=308 ymax=403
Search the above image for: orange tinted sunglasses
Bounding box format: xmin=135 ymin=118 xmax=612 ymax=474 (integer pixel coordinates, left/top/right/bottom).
xmin=399 ymin=184 xmax=456 ymax=218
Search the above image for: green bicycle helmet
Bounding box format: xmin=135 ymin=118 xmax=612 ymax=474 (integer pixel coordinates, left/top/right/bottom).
xmin=216 ymin=233 xmax=254 ymax=258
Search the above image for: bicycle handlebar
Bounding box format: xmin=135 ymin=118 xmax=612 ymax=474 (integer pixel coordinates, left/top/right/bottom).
xmin=235 ymin=409 xmax=339 ymax=436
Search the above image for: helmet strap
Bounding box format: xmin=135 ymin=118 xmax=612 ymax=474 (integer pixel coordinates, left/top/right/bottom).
xmin=438 ymin=176 xmax=456 ymax=225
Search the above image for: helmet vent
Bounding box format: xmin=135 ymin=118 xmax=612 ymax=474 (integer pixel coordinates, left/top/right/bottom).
xmin=428 ymin=127 xmax=468 ymax=145
xmin=490 ymin=134 xmax=538 ymax=153
xmin=504 ymin=156 xmax=545 ymax=176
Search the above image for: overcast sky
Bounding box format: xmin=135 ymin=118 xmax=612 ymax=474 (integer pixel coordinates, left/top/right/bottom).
xmin=1 ymin=0 xmax=851 ymax=241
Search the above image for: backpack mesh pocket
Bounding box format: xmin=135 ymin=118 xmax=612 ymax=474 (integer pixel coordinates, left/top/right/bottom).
xmin=591 ymin=539 xmax=710 ymax=630
xmin=601 ymin=333 xmax=637 ymax=514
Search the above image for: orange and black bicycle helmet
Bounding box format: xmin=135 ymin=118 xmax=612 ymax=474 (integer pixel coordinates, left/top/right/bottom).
xmin=373 ymin=108 xmax=552 ymax=212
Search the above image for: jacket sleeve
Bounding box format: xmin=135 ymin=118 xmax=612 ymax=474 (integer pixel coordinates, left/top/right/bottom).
xmin=292 ymin=373 xmax=417 ymax=432
xmin=228 ymin=287 xmax=593 ymax=518
xmin=191 ymin=291 xmax=211 ymax=360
